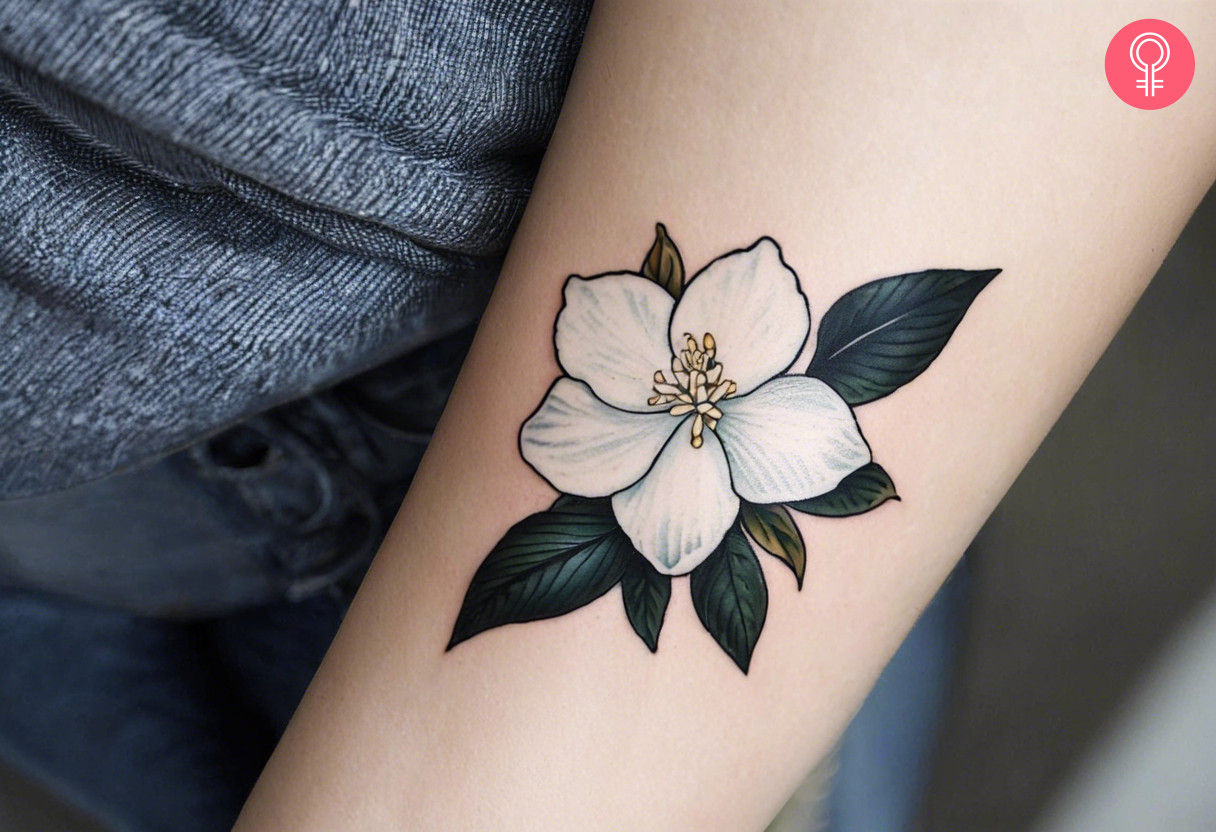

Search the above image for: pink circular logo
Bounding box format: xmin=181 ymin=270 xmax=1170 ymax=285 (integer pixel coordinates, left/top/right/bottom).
xmin=1106 ymin=20 xmax=1194 ymax=109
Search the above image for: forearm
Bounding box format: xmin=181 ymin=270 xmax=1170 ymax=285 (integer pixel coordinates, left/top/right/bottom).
xmin=236 ymin=3 xmax=1216 ymax=830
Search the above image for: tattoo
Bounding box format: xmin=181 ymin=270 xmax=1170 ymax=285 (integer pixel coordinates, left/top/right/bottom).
xmin=448 ymin=225 xmax=998 ymax=672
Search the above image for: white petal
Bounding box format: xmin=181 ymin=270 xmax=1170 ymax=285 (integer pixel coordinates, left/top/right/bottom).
xmin=670 ymin=238 xmax=810 ymax=396
xmin=520 ymin=378 xmax=680 ymax=497
xmin=555 ymin=273 xmax=675 ymax=412
xmin=716 ymin=376 xmax=870 ymax=503
xmin=611 ymin=430 xmax=739 ymax=576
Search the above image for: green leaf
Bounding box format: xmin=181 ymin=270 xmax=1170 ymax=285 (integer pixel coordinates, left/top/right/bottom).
xmin=620 ymin=556 xmax=671 ymax=653
xmin=640 ymin=222 xmax=686 ymax=299
xmin=807 ymin=268 xmax=1001 ymax=405
xmin=447 ymin=496 xmax=633 ymax=649
xmin=740 ymin=502 xmax=807 ymax=589
xmin=690 ymin=524 xmax=768 ymax=674
xmin=787 ymin=462 xmax=900 ymax=517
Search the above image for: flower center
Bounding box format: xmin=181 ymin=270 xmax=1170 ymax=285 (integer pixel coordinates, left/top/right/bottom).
xmin=647 ymin=332 xmax=737 ymax=449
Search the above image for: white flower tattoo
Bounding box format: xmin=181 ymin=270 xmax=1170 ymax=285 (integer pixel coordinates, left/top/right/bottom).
xmin=520 ymin=238 xmax=870 ymax=574
xmin=448 ymin=224 xmax=998 ymax=673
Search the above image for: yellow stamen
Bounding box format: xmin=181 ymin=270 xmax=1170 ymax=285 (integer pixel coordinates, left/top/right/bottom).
xmin=648 ymin=331 xmax=736 ymax=449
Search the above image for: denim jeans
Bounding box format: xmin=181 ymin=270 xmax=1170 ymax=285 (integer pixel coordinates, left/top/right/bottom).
xmin=0 ymin=326 xmax=473 ymax=831
xmin=0 ymin=590 xmax=344 ymax=832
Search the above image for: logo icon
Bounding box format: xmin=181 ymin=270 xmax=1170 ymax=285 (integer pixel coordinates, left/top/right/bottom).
xmin=1106 ymin=20 xmax=1194 ymax=109
xmin=1130 ymin=32 xmax=1169 ymax=97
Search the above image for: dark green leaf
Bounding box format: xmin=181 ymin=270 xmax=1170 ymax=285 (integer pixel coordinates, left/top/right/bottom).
xmin=740 ymin=502 xmax=807 ymax=589
xmin=787 ymin=462 xmax=900 ymax=517
xmin=620 ymin=556 xmax=671 ymax=653
xmin=807 ymin=268 xmax=1001 ymax=405
xmin=640 ymin=222 xmax=686 ymax=300
xmin=690 ymin=524 xmax=768 ymax=674
xmin=447 ymin=496 xmax=632 ymax=649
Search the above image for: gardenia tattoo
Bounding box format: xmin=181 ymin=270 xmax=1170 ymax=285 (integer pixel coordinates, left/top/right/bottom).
xmin=449 ymin=225 xmax=999 ymax=673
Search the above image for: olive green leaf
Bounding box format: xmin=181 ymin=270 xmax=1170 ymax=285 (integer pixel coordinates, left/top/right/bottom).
xmin=447 ymin=495 xmax=632 ymax=650
xmin=787 ymin=462 xmax=900 ymax=517
xmin=640 ymin=222 xmax=686 ymax=300
xmin=740 ymin=502 xmax=807 ymax=590
xmin=620 ymin=555 xmax=672 ymax=653
xmin=690 ymin=524 xmax=768 ymax=674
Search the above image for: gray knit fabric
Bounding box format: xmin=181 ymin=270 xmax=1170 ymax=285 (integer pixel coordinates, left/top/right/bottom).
xmin=0 ymin=0 xmax=591 ymax=497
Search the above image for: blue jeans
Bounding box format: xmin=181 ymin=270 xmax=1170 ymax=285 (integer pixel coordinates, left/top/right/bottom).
xmin=0 ymin=327 xmax=473 ymax=832
xmin=0 ymin=590 xmax=343 ymax=832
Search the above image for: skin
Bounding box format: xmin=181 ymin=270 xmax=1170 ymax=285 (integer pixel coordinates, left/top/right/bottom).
xmin=234 ymin=3 xmax=1216 ymax=830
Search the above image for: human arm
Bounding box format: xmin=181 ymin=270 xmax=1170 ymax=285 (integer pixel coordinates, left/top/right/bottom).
xmin=235 ymin=3 xmax=1216 ymax=830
